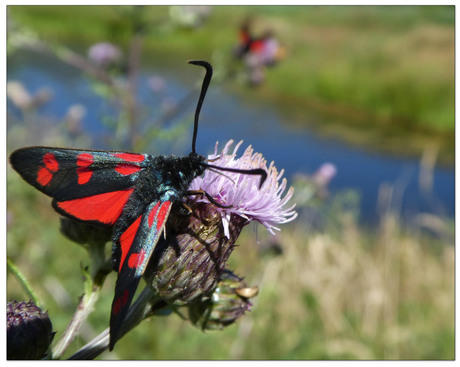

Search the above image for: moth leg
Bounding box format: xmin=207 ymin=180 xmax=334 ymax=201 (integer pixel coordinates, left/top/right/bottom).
xmin=181 ymin=202 xmax=193 ymax=214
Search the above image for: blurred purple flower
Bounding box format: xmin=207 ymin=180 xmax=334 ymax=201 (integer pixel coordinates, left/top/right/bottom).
xmin=148 ymin=75 xmax=166 ymax=93
xmin=245 ymin=36 xmax=284 ymax=68
xmin=87 ymin=42 xmax=122 ymax=67
xmin=259 ymin=37 xmax=283 ymax=66
xmin=189 ymin=140 xmax=297 ymax=237
xmin=312 ymin=162 xmax=337 ymax=187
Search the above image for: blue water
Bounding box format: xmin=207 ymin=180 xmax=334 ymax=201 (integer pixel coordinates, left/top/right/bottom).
xmin=7 ymin=51 xmax=455 ymax=224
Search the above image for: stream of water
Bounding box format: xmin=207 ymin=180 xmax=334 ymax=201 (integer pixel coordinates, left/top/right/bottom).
xmin=7 ymin=51 xmax=455 ymax=225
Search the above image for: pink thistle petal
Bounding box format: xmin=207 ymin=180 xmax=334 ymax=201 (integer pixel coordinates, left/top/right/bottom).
xmin=189 ymin=140 xmax=297 ymax=237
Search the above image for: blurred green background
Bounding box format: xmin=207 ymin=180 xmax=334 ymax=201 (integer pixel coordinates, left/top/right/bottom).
xmin=7 ymin=5 xmax=455 ymax=161
xmin=7 ymin=5 xmax=454 ymax=360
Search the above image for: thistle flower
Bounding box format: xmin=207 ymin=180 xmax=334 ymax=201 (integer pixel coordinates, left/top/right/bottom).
xmin=144 ymin=140 xmax=296 ymax=307
xmin=7 ymin=300 xmax=55 ymax=360
xmin=189 ymin=140 xmax=297 ymax=237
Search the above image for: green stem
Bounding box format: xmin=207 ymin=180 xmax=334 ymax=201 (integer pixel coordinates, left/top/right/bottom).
xmin=7 ymin=258 xmax=40 ymax=307
xmin=51 ymin=282 xmax=102 ymax=360
xmin=52 ymin=241 xmax=110 ymax=359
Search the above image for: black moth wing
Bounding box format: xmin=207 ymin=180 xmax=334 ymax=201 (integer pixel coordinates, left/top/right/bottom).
xmin=10 ymin=147 xmax=147 ymax=201
xmin=110 ymin=199 xmax=172 ymax=349
xmin=10 ymin=147 xmax=151 ymax=227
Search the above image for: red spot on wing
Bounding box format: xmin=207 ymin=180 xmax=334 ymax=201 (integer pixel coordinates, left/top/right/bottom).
xmin=158 ymin=201 xmax=172 ymax=223
xmin=119 ymin=201 xmax=171 ymax=272
xmin=128 ymin=249 xmax=146 ymax=269
xmin=147 ymin=202 xmax=161 ymax=227
xmin=113 ymin=289 xmax=130 ymax=315
xmin=76 ymin=153 xmax=94 ymax=185
xmin=37 ymin=153 xmax=59 ymax=186
xmin=118 ymin=202 xmax=172 ymax=273
xmin=76 ymin=169 xmax=92 ymax=184
xmin=119 ymin=216 xmax=142 ymax=272
xmin=37 ymin=166 xmax=53 ymax=186
xmin=113 ymin=153 xmax=145 ymax=163
xmin=57 ymin=188 xmax=134 ymax=225
xmin=115 ymin=164 xmax=141 ymax=176
xmin=148 ymin=201 xmax=172 ymax=232
xmin=77 ymin=153 xmax=94 ymax=167
xmin=43 ymin=153 xmax=59 ymax=171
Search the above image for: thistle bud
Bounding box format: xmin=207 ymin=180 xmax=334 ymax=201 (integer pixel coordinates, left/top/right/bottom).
xmin=188 ymin=270 xmax=258 ymax=330
xmin=7 ymin=300 xmax=55 ymax=360
xmin=144 ymin=202 xmax=247 ymax=306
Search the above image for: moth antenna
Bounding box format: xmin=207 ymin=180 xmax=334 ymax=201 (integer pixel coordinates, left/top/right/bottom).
xmin=188 ymin=60 xmax=213 ymax=154
xmin=202 ymin=162 xmax=267 ymax=189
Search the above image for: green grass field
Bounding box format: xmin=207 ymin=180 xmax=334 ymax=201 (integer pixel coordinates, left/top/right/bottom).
xmin=8 ymin=5 xmax=455 ymax=163
xmin=7 ymin=170 xmax=454 ymax=359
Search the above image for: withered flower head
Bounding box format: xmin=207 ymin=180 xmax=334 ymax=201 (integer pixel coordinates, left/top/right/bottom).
xmin=188 ymin=269 xmax=258 ymax=330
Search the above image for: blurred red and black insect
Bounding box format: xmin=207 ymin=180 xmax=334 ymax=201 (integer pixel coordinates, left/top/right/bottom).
xmin=233 ymin=20 xmax=286 ymax=85
xmin=10 ymin=60 xmax=266 ymax=350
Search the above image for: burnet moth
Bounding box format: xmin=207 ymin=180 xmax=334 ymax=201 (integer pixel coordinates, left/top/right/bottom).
xmin=9 ymin=60 xmax=267 ymax=350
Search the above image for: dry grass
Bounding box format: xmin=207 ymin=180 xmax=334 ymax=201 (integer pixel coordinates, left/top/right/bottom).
xmin=230 ymin=207 xmax=454 ymax=359
xmin=7 ymin=166 xmax=454 ymax=359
